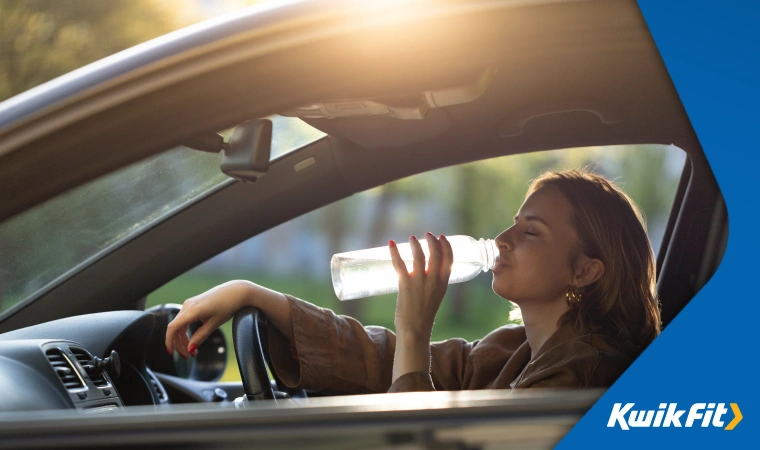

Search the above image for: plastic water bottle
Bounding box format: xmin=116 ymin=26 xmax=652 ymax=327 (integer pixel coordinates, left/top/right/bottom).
xmin=331 ymin=235 xmax=498 ymax=301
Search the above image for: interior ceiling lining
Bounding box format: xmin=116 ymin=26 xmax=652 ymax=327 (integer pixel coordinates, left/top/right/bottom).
xmin=0 ymin=0 xmax=687 ymax=223
xmin=303 ymin=44 xmax=689 ymax=155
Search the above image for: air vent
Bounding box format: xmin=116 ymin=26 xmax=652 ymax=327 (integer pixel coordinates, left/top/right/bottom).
xmin=149 ymin=375 xmax=166 ymax=401
xmin=70 ymin=347 xmax=109 ymax=387
xmin=46 ymin=348 xmax=84 ymax=390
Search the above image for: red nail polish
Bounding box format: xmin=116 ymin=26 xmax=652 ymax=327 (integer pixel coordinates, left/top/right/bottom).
xmin=188 ymin=343 xmax=197 ymax=354
xmin=426 ymin=232 xmax=433 ymax=237
xmin=440 ymin=234 xmax=447 ymax=241
xmin=166 ymin=347 xmax=172 ymax=355
xmin=181 ymin=354 xmax=187 ymax=360
xmin=410 ymin=235 xmax=417 ymax=240
xmin=389 ymin=240 xmax=396 ymax=248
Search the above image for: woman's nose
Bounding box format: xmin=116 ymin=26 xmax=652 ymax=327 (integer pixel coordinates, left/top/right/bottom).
xmin=495 ymin=228 xmax=514 ymax=251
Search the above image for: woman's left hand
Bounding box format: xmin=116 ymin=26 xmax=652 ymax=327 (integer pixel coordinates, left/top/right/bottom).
xmin=389 ymin=232 xmax=453 ymax=382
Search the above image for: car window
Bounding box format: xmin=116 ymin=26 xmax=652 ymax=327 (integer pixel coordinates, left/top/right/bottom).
xmin=147 ymin=144 xmax=687 ymax=382
xmin=0 ymin=116 xmax=325 ymax=316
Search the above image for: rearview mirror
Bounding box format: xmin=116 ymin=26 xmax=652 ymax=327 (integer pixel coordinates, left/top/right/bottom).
xmin=221 ymin=119 xmax=272 ymax=183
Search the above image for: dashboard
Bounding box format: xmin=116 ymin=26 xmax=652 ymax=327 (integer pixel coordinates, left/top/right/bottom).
xmin=0 ymin=309 xmax=242 ymax=413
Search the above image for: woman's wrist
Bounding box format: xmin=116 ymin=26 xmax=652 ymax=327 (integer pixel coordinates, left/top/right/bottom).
xmin=395 ymin=327 xmax=431 ymax=343
xmin=392 ymin=329 xmax=432 ymax=382
xmin=394 ymin=321 xmax=433 ymax=340
xmin=232 ymin=280 xmax=295 ymax=342
xmin=225 ymin=280 xmax=258 ymax=309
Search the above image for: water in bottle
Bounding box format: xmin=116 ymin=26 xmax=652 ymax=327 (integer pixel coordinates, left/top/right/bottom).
xmin=331 ymin=235 xmax=498 ymax=301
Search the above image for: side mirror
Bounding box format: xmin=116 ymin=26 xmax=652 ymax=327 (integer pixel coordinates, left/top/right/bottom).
xmin=221 ymin=119 xmax=272 ymax=183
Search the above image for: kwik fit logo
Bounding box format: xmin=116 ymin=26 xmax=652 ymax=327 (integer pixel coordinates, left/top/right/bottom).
xmin=607 ymin=403 xmax=743 ymax=430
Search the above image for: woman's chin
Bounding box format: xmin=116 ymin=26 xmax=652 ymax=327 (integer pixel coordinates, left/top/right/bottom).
xmin=491 ymin=279 xmax=510 ymax=300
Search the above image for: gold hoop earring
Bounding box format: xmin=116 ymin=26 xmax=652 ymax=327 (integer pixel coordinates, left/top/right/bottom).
xmin=566 ymin=285 xmax=582 ymax=307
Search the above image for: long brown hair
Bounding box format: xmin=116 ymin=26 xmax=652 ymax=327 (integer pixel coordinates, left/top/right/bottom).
xmin=528 ymin=169 xmax=661 ymax=353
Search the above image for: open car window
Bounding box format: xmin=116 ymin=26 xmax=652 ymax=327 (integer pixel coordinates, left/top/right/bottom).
xmin=147 ymin=143 xmax=687 ymax=382
xmin=0 ymin=116 xmax=325 ymax=317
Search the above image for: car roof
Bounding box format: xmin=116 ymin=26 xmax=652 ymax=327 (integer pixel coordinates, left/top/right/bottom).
xmin=0 ymin=0 xmax=696 ymax=223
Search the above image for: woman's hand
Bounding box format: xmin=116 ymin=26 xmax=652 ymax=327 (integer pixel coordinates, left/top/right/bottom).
xmin=391 ymin=233 xmax=454 ymax=335
xmin=164 ymin=280 xmax=294 ymax=359
xmin=164 ymin=280 xmax=252 ymax=359
xmin=389 ymin=233 xmax=453 ymax=382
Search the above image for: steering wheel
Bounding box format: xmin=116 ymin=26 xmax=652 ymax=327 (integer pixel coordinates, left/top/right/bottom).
xmin=231 ymin=306 xmax=307 ymax=402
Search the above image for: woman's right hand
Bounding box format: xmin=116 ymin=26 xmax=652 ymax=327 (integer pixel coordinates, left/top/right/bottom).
xmin=389 ymin=233 xmax=453 ymax=383
xmin=164 ymin=280 xmax=252 ymax=359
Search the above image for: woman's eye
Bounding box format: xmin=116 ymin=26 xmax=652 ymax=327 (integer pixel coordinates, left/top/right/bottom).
xmin=524 ymin=231 xmax=537 ymax=236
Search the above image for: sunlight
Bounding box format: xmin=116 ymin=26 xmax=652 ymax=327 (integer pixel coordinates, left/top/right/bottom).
xmin=508 ymin=303 xmax=523 ymax=324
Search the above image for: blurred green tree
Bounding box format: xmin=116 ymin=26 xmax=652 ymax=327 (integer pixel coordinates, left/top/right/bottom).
xmin=0 ymin=0 xmax=188 ymax=101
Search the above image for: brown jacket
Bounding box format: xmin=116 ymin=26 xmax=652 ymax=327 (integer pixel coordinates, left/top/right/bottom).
xmin=268 ymin=295 xmax=634 ymax=394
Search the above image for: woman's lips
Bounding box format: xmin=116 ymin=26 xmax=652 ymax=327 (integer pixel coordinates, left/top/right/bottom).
xmin=492 ymin=255 xmax=511 ymax=273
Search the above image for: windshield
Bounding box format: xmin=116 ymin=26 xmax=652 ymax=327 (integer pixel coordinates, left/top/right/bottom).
xmin=0 ymin=115 xmax=325 ymax=316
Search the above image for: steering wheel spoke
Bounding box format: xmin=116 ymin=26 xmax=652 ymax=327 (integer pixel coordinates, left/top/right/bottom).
xmin=232 ymin=306 xmax=308 ymax=403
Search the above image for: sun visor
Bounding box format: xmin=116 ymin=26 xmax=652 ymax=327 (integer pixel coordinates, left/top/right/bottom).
xmin=280 ymin=67 xmax=494 ymax=149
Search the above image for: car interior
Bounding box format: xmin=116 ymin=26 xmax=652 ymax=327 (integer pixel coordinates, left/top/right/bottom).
xmin=0 ymin=0 xmax=727 ymax=447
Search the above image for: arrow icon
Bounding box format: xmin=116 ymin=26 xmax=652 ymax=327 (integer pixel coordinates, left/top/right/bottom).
xmin=725 ymin=403 xmax=742 ymax=430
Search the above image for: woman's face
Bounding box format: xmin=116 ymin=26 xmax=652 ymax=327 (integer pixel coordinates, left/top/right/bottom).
xmin=492 ymin=185 xmax=581 ymax=305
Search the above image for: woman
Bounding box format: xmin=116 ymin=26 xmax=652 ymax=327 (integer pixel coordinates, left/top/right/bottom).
xmin=165 ymin=169 xmax=660 ymax=392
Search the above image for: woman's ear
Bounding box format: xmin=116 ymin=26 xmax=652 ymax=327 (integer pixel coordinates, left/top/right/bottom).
xmin=574 ymin=256 xmax=605 ymax=288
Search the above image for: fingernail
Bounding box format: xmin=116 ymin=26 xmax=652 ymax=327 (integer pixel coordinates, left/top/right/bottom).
xmin=389 ymin=240 xmax=396 ymax=248
xmin=166 ymin=347 xmax=172 ymax=355
xmin=188 ymin=343 xmax=197 ymax=354
xmin=181 ymin=353 xmax=187 ymax=360
xmin=440 ymin=234 xmax=447 ymax=241
xmin=425 ymin=232 xmax=433 ymax=237
xmin=410 ymin=235 xmax=417 ymax=241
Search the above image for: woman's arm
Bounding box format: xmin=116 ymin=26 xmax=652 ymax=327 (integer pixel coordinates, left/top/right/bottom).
xmin=165 ymin=280 xmax=293 ymax=358
xmin=389 ymin=233 xmax=453 ymax=384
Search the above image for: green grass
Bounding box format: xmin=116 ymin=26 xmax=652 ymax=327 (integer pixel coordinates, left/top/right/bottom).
xmin=147 ymin=273 xmax=516 ymax=382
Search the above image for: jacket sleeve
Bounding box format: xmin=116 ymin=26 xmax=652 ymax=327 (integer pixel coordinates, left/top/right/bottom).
xmin=267 ymin=294 xmax=481 ymax=394
xmin=387 ymin=372 xmax=435 ymax=392
xmin=267 ymin=294 xmax=396 ymax=394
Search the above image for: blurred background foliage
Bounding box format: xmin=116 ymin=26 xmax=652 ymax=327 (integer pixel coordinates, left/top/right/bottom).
xmin=0 ymin=0 xmax=262 ymax=101
xmin=0 ymin=1 xmax=688 ymax=382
